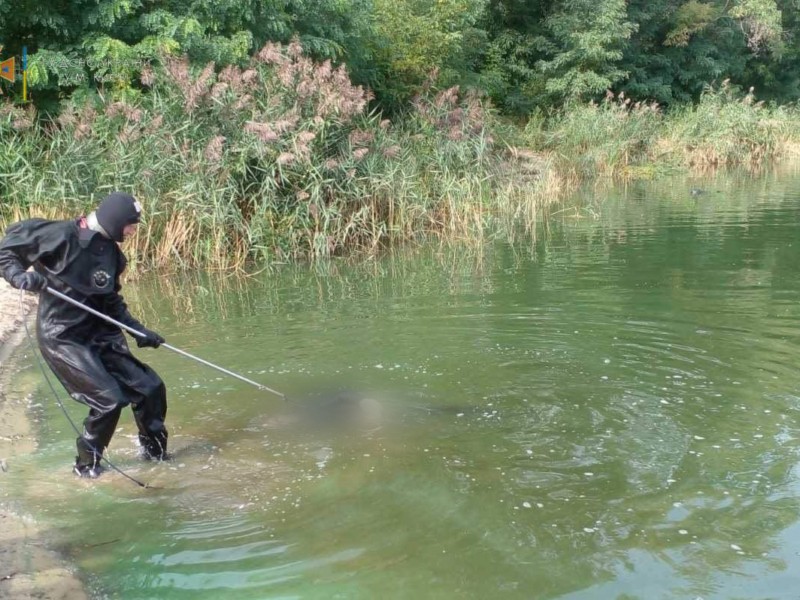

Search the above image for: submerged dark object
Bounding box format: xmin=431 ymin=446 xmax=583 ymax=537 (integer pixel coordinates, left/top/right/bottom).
xmin=258 ymin=389 xmax=386 ymax=431
xmin=293 ymin=391 xmax=383 ymax=428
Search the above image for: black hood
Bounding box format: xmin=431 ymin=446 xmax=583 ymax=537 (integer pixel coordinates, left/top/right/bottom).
xmin=95 ymin=192 xmax=141 ymax=242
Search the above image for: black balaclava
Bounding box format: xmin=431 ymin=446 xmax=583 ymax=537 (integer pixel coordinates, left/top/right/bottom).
xmin=95 ymin=192 xmax=141 ymax=242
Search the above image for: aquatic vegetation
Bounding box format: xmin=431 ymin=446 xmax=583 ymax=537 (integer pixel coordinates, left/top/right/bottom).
xmin=524 ymin=82 xmax=800 ymax=179
xmin=0 ymin=42 xmax=551 ymax=272
xmin=2 ymin=51 xmax=799 ymax=273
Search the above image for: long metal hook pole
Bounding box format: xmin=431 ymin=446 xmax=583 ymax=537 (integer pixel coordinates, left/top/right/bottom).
xmin=45 ymin=286 xmax=286 ymax=400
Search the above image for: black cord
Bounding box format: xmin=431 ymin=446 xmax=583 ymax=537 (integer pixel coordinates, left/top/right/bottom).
xmin=19 ymin=290 xmax=154 ymax=489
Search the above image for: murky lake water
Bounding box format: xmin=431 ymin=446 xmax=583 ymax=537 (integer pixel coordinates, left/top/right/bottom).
xmin=5 ymin=169 xmax=800 ymax=599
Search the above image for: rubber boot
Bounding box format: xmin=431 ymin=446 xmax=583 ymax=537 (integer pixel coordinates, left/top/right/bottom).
xmin=139 ymin=430 xmax=169 ymax=461
xmin=73 ymin=438 xmax=104 ymax=478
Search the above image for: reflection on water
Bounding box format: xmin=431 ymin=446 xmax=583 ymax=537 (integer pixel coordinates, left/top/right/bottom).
xmin=6 ymin=168 xmax=800 ymax=598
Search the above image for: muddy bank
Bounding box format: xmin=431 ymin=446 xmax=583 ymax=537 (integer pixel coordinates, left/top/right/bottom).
xmin=0 ymin=280 xmax=37 ymax=351
xmin=0 ymin=280 xmax=89 ymax=600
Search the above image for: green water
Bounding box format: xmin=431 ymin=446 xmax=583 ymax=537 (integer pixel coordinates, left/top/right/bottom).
xmin=5 ymin=170 xmax=800 ymax=599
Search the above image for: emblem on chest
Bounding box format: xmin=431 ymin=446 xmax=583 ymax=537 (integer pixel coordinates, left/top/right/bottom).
xmin=92 ymin=269 xmax=112 ymax=290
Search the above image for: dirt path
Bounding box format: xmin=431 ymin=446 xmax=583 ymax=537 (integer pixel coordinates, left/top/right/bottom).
xmin=0 ymin=280 xmax=90 ymax=600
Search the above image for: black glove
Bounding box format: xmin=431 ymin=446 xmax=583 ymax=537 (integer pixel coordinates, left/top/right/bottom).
xmin=135 ymin=327 xmax=165 ymax=349
xmin=10 ymin=271 xmax=48 ymax=292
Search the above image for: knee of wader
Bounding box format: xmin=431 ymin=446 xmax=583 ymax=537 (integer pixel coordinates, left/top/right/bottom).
xmin=148 ymin=378 xmax=167 ymax=399
xmin=70 ymin=391 xmax=129 ymax=411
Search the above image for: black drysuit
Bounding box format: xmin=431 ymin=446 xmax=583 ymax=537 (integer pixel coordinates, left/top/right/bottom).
xmin=0 ymin=218 xmax=167 ymax=467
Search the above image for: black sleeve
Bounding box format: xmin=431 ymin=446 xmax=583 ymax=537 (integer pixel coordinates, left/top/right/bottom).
xmin=102 ymin=250 xmax=143 ymax=331
xmin=104 ymin=285 xmax=143 ymax=330
xmin=0 ymin=219 xmax=63 ymax=283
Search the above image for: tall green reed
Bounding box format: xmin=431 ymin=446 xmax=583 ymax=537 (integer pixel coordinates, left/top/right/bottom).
xmin=524 ymin=83 xmax=800 ymax=179
xmin=1 ymin=41 xmax=550 ymax=272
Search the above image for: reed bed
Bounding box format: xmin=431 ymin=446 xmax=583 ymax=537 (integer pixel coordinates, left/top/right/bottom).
xmin=525 ymin=81 xmax=800 ymax=180
xmin=3 ymin=50 xmax=798 ymax=274
xmin=0 ymin=41 xmax=553 ymax=272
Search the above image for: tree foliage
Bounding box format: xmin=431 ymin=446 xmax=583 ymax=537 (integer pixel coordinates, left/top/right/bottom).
xmin=478 ymin=0 xmax=796 ymax=111
xmin=0 ymin=0 xmax=374 ymax=110
xmin=0 ymin=0 xmax=798 ymax=115
xmin=368 ymin=0 xmax=487 ymax=108
xmin=533 ymin=0 xmax=636 ymax=103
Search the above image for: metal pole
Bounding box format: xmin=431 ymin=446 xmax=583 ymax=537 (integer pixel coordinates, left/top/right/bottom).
xmin=44 ymin=286 xmax=286 ymax=400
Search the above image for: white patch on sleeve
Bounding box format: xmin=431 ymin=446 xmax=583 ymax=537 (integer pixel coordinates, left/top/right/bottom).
xmin=133 ymin=200 xmax=142 ymax=213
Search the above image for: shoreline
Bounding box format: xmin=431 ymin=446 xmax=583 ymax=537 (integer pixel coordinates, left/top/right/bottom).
xmin=0 ymin=281 xmax=90 ymax=600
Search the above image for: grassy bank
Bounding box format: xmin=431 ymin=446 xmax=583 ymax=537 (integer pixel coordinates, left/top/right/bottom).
xmin=1 ymin=45 xmax=799 ymax=272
